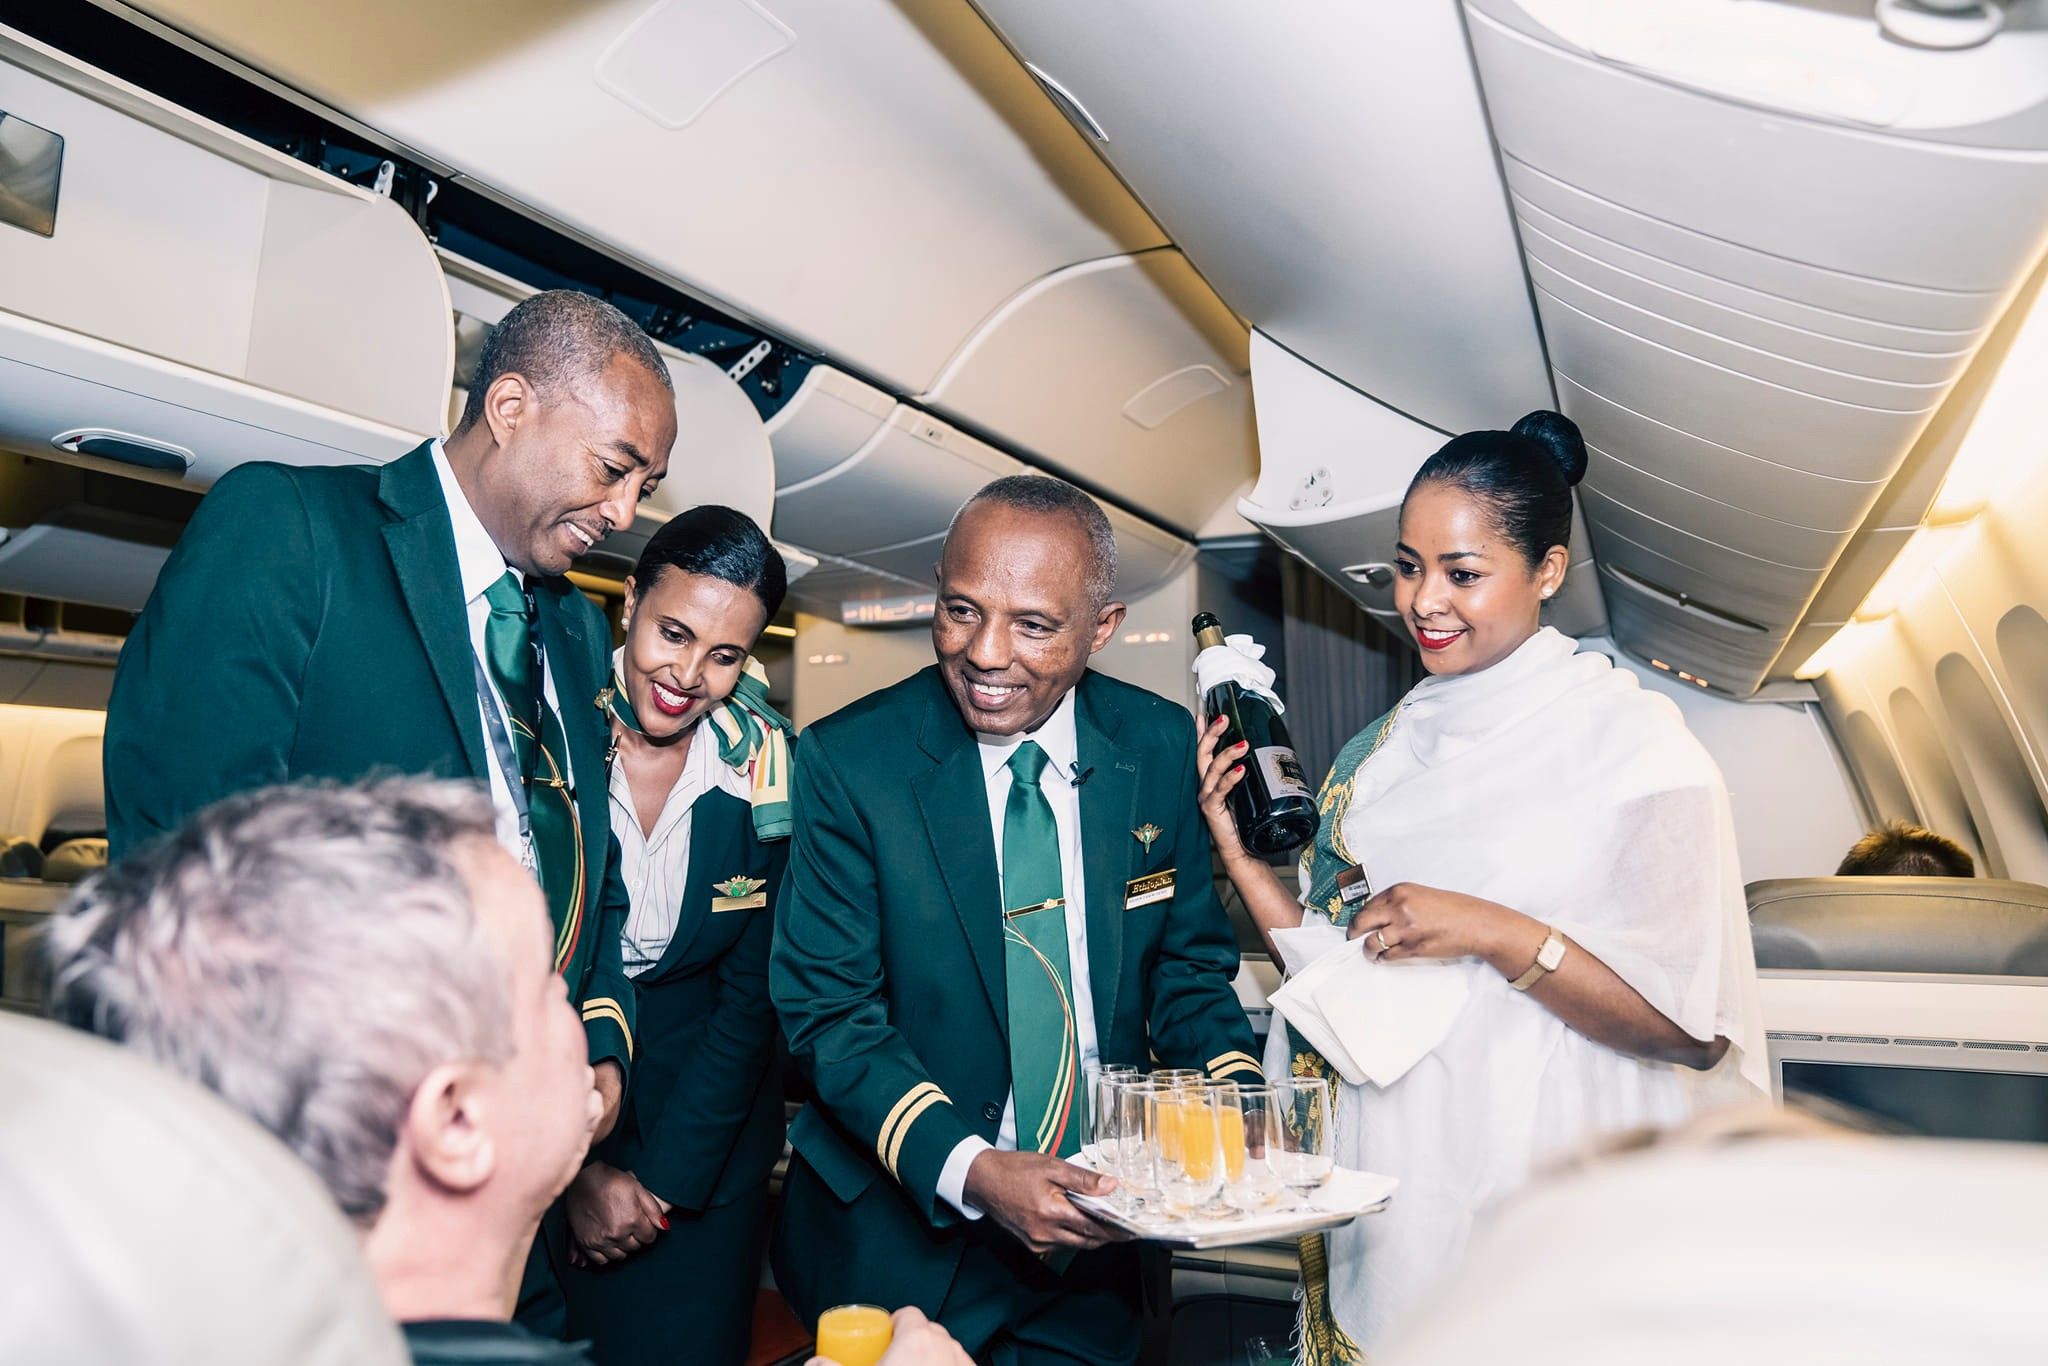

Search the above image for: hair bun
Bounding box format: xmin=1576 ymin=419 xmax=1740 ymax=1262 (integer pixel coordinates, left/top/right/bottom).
xmin=1511 ymin=409 xmax=1588 ymax=488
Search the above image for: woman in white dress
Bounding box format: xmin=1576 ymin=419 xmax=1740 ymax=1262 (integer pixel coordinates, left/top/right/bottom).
xmin=1196 ymin=411 xmax=1767 ymax=1360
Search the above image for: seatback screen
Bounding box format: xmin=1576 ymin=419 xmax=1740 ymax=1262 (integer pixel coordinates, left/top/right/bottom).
xmin=1783 ymin=1061 xmax=2048 ymax=1144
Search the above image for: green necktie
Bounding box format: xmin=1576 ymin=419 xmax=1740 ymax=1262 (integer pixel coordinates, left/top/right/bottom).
xmin=482 ymin=571 xmax=586 ymax=973
xmin=1001 ymin=741 xmax=1083 ymax=1158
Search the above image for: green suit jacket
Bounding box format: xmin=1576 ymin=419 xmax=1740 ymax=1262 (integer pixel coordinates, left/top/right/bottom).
xmin=769 ymin=666 xmax=1260 ymax=1318
xmin=104 ymin=442 xmax=636 ymax=1072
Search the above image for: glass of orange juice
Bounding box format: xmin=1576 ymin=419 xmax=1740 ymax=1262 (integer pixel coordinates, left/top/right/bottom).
xmin=1159 ymin=1087 xmax=1225 ymax=1214
xmin=816 ymin=1305 xmax=892 ymax=1366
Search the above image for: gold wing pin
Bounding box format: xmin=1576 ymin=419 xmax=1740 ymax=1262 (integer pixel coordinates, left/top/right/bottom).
xmin=1133 ymin=823 xmax=1163 ymax=852
xmin=717 ymin=876 xmax=766 ymax=899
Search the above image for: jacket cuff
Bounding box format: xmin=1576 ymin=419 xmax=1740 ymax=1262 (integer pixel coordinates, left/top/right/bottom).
xmin=582 ymin=996 xmax=633 ymax=1077
xmin=873 ymin=1082 xmax=976 ymax=1222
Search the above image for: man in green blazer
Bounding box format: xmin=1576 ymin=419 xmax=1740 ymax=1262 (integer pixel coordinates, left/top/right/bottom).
xmin=102 ymin=289 xmax=677 ymax=1332
xmin=771 ymin=476 xmax=1262 ymax=1363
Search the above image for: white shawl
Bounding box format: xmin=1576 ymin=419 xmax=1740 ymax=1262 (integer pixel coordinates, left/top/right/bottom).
xmin=1267 ymin=628 xmax=1767 ymax=1350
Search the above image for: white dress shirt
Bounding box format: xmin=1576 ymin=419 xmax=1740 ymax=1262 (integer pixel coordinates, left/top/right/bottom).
xmin=936 ymin=687 xmax=1101 ymax=1219
xmin=608 ymin=649 xmax=756 ymax=976
xmin=428 ymin=442 xmax=572 ymax=869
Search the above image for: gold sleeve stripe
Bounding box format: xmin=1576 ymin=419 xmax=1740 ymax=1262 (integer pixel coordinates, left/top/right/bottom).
xmin=875 ymin=1083 xmax=942 ymax=1169
xmin=885 ymin=1090 xmax=951 ymax=1181
xmin=582 ymin=1000 xmax=633 ymax=1060
xmin=1207 ymin=1050 xmax=1262 ymax=1076
xmin=1213 ymin=1060 xmax=1264 ymax=1081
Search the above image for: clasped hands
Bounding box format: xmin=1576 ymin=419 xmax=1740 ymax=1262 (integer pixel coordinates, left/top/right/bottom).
xmin=962 ymin=1149 xmax=1132 ymax=1257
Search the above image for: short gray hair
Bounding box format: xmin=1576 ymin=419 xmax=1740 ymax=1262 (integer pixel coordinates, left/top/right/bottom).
xmin=948 ymin=474 xmax=1119 ymax=608
xmin=43 ymin=778 xmax=511 ymax=1226
xmin=457 ymin=288 xmax=673 ymax=431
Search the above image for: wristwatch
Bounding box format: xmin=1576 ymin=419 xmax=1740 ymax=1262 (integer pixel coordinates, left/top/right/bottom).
xmin=1509 ymin=926 xmax=1568 ymax=991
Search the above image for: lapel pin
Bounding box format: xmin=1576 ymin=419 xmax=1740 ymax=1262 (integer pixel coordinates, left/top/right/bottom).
xmin=717 ymin=875 xmax=766 ymax=899
xmin=1133 ymin=824 xmax=1163 ymax=852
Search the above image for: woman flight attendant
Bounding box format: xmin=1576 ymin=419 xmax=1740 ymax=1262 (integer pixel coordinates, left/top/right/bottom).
xmin=560 ymin=506 xmax=792 ymax=1366
xmin=1198 ymin=411 xmax=1766 ymax=1360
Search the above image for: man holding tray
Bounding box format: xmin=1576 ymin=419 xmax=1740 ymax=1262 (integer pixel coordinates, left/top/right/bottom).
xmin=771 ymin=476 xmax=1261 ymax=1363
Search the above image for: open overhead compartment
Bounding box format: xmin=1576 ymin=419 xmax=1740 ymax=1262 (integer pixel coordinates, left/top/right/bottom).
xmin=920 ymin=248 xmax=1255 ymax=534
xmin=1463 ymin=0 xmax=2048 ymax=695
xmin=118 ymin=0 xmax=1168 ymax=396
xmin=1238 ymin=332 xmax=1607 ymax=644
xmin=0 ymin=24 xmax=448 ymax=494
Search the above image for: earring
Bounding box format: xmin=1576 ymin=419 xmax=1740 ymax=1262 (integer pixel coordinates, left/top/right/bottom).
xmin=1541 ymin=589 xmax=1554 ymax=600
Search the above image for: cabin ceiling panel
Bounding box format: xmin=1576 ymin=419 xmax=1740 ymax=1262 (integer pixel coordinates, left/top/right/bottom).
xmin=1471 ymin=2 xmax=2048 ymax=694
xmin=121 ymin=0 xmax=1167 ymax=394
xmin=961 ymin=0 xmax=1552 ymax=434
xmin=920 ymin=249 xmax=1254 ymax=535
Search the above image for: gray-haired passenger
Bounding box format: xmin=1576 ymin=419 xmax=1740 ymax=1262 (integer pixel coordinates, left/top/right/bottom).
xmin=45 ymin=778 xmax=603 ymax=1366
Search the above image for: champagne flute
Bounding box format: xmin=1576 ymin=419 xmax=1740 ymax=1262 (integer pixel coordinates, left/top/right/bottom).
xmin=1221 ymin=1084 xmax=1281 ymax=1214
xmin=1081 ymin=1062 xmax=1137 ymax=1165
xmin=1270 ymin=1076 xmax=1333 ymax=1211
xmin=1089 ymin=1072 xmax=1136 ymax=1209
xmin=1147 ymin=1069 xmax=1201 ymax=1170
xmin=1159 ymin=1086 xmax=1225 ymax=1216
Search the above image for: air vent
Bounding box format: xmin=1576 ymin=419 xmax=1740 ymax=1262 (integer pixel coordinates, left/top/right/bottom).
xmin=1598 ymin=562 xmax=1771 ymax=634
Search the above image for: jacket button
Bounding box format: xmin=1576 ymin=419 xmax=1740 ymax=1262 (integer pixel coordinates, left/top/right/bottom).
xmin=982 ymin=1102 xmax=1001 ymax=1122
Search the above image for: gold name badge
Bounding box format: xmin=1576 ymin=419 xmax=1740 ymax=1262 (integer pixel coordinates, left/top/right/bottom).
xmin=1124 ymin=869 xmax=1175 ymax=910
xmin=712 ymin=892 xmax=767 ymax=912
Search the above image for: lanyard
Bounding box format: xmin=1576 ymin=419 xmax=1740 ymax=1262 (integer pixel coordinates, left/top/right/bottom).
xmin=472 ymin=649 xmax=535 ymax=854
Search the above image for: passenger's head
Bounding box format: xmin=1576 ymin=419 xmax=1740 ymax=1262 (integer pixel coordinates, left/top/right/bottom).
xmin=1395 ymin=409 xmax=1584 ymax=677
xmin=452 ymin=289 xmax=678 ymax=576
xmin=620 ymin=505 xmax=786 ymax=740
xmin=43 ymin=780 xmax=598 ymax=1257
xmin=1836 ymin=821 xmax=1976 ymax=878
xmin=934 ymin=475 xmax=1125 ymax=736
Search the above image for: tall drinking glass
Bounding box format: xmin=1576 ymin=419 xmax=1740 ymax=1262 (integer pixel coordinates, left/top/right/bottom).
xmin=1158 ymin=1086 xmax=1226 ymax=1216
xmin=1271 ymin=1076 xmax=1333 ymax=1211
xmin=1220 ymin=1084 xmax=1280 ymax=1213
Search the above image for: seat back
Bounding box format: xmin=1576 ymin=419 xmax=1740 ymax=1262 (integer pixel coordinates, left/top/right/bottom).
xmin=0 ymin=1015 xmax=407 ymax=1366
xmin=1746 ymin=876 xmax=2048 ymax=978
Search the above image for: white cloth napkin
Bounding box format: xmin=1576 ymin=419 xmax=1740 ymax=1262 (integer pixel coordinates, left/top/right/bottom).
xmin=1193 ymin=634 xmax=1285 ymax=714
xmin=1269 ymin=918 xmax=1473 ymax=1088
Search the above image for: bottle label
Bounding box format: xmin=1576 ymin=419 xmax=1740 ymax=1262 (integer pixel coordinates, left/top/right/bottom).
xmin=1255 ymin=745 xmax=1313 ymax=802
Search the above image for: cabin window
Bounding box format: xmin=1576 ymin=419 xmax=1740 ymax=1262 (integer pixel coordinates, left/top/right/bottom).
xmin=1840 ymin=709 xmax=1917 ymax=828
xmin=1888 ymin=688 xmax=1986 ymax=869
xmin=1935 ymin=654 xmax=2048 ymax=883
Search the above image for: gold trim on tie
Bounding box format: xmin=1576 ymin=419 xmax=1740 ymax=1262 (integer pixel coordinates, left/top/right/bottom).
xmin=581 ymin=999 xmax=633 ymax=1059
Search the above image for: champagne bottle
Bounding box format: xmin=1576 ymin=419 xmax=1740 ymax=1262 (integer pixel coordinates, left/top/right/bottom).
xmin=1192 ymin=612 xmax=1318 ymax=855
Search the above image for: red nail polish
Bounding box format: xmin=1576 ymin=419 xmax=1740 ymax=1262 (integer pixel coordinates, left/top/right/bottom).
xmin=659 ymin=1216 xmax=670 ymax=1230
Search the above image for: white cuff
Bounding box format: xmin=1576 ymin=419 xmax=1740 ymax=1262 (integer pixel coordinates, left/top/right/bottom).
xmin=937 ymin=1134 xmax=995 ymax=1220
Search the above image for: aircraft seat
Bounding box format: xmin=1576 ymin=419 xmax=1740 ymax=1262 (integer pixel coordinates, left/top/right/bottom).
xmin=1747 ymin=876 xmax=2048 ymax=978
xmin=0 ymin=834 xmax=43 ymax=880
xmin=0 ymin=1014 xmax=406 ymax=1365
xmin=41 ymin=838 xmax=109 ymax=885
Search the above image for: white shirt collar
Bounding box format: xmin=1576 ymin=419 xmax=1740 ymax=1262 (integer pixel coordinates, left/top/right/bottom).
xmin=977 ymin=686 xmax=1081 ymax=784
xmin=430 ymin=438 xmax=517 ymax=603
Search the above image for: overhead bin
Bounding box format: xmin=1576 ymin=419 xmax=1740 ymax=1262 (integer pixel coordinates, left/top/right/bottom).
xmin=962 ymin=0 xmax=1553 ymax=434
xmin=1238 ymin=331 xmax=1607 ymax=644
xmin=1463 ymin=0 xmax=2048 ymax=694
xmin=0 ymin=25 xmax=449 ymax=492
xmin=773 ymin=406 xmax=1023 ymax=557
xmin=920 ymin=248 xmax=1256 ymax=533
xmin=121 ymin=0 xmax=1168 ymax=396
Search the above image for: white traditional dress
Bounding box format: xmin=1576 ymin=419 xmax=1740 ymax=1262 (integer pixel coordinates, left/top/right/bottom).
xmin=1265 ymin=628 xmax=1768 ymax=1355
